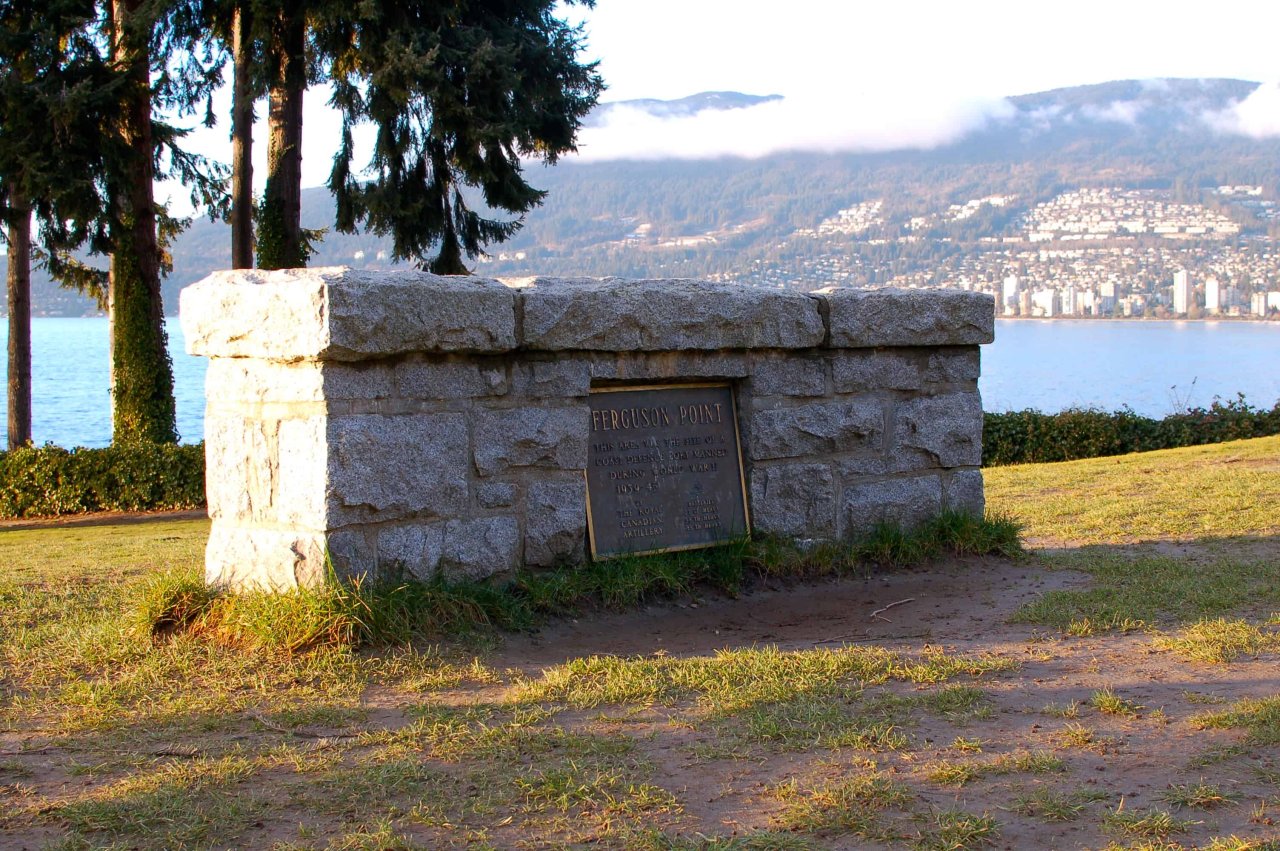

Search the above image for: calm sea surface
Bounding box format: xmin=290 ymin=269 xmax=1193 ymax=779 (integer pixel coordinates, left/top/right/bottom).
xmin=0 ymin=317 xmax=1278 ymax=449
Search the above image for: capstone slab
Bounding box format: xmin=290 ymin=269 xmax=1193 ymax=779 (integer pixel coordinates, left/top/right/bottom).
xmin=510 ymin=277 xmax=826 ymax=351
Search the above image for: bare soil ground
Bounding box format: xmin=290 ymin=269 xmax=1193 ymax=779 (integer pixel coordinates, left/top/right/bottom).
xmin=482 ymin=548 xmax=1280 ymax=848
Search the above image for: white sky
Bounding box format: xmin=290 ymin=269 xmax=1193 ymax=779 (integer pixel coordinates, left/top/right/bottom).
xmin=162 ymin=0 xmax=1280 ymax=213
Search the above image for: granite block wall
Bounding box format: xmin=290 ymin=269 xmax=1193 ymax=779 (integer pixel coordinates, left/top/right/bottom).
xmin=182 ymin=269 xmax=994 ymax=590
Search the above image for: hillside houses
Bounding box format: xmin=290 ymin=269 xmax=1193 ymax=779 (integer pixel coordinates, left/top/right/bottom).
xmin=1024 ymin=188 xmax=1239 ymax=242
xmin=722 ymin=186 xmax=1278 ymax=319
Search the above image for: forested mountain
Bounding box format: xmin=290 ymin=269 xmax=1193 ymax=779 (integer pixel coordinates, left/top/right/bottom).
xmin=9 ymin=78 xmax=1280 ymax=315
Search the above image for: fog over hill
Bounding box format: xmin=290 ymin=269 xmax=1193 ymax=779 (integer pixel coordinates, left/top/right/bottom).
xmin=8 ymin=77 xmax=1280 ymax=316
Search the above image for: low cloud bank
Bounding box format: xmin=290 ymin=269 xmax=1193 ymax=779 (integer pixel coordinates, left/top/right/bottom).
xmin=571 ymin=92 xmax=1015 ymax=161
xmin=1202 ymin=81 xmax=1280 ymax=138
xmin=569 ymin=79 xmax=1280 ymax=162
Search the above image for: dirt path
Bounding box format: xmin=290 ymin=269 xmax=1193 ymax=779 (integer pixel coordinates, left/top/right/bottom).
xmin=492 ymin=557 xmax=1090 ymax=672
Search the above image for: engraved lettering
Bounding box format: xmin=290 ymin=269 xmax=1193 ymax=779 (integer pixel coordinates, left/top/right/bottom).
xmin=587 ymin=385 xmax=747 ymax=558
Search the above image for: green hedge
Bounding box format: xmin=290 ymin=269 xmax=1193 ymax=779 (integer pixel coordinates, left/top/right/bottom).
xmin=0 ymin=442 xmax=205 ymax=519
xmin=983 ymin=395 xmax=1280 ymax=466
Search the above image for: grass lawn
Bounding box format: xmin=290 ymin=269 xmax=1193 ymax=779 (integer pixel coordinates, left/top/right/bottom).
xmin=984 ymin=434 xmax=1280 ymax=546
xmin=2 ymin=437 xmax=1279 ymax=849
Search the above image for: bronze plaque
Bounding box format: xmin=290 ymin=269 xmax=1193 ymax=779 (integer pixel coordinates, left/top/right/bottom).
xmin=586 ymin=383 xmax=750 ymax=559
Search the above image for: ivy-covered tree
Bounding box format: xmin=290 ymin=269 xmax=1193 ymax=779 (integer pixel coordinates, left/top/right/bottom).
xmin=324 ymin=0 xmax=604 ymax=273
xmin=206 ymin=0 xmax=331 ymax=270
xmin=102 ymin=0 xmax=225 ymax=444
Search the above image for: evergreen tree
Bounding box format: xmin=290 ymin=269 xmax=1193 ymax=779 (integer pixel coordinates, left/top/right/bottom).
xmin=0 ymin=0 xmax=117 ymax=449
xmin=324 ymin=0 xmax=604 ymax=273
xmin=100 ymin=0 xmax=224 ymax=443
xmin=255 ymin=0 xmax=309 ymax=268
xmin=107 ymin=0 xmax=176 ymax=443
xmin=229 ymin=0 xmax=258 ymax=268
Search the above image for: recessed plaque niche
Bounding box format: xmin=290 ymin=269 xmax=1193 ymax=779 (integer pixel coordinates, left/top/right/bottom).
xmin=585 ymin=383 xmax=750 ymax=559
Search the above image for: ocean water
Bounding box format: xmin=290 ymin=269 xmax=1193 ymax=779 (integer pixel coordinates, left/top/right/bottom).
xmin=0 ymin=317 xmax=207 ymax=449
xmin=980 ymin=319 xmax=1280 ymax=416
xmin=0 ymin=317 xmax=1278 ymax=448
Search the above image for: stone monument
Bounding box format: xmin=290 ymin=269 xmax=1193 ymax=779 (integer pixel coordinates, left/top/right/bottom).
xmin=181 ymin=269 xmax=993 ymax=590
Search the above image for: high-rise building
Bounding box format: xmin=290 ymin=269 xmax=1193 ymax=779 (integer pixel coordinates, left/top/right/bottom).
xmin=1098 ymin=280 xmax=1117 ymax=315
xmin=1002 ymin=275 xmax=1020 ymax=309
xmin=1173 ymin=270 xmax=1191 ymax=315
xmin=1031 ymin=289 xmax=1057 ymax=317
xmin=1061 ymin=285 xmax=1078 ymax=316
xmin=1205 ymin=277 xmax=1221 ymax=314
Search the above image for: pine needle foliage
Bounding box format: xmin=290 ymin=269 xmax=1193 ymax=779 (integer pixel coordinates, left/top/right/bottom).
xmin=323 ymin=0 xmax=604 ymax=273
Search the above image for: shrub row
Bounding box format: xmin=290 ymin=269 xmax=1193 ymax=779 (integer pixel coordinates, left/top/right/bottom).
xmin=0 ymin=442 xmax=205 ymax=519
xmin=984 ymin=394 xmax=1280 ymax=466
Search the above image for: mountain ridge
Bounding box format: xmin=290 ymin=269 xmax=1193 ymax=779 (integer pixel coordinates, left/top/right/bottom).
xmin=6 ymin=77 xmax=1280 ymax=315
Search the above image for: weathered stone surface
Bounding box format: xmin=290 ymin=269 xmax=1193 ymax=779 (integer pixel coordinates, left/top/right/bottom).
xmin=473 ymin=406 xmax=587 ymax=475
xmin=927 ymin=347 xmax=981 ymax=384
xmin=328 ymin=414 xmax=469 ymax=522
xmin=832 ymin=348 xmax=978 ymax=394
xmin=182 ymin=269 xmax=331 ymax=361
xmin=513 ymin=359 xmax=591 ymax=398
xmin=326 ymin=528 xmax=374 ymax=579
xmin=751 ymin=354 xmax=827 ymax=397
xmin=944 ymin=469 xmax=985 ymax=517
xmin=377 ymin=523 xmax=445 ymax=580
xmin=749 ymin=463 xmax=836 ymax=537
xmin=891 ymin=393 xmax=983 ymax=471
xmin=395 ymin=360 xmax=509 ymax=399
xmin=204 ymin=415 xmax=277 ymax=523
xmin=814 ymin=287 xmax=994 ymax=347
xmin=587 ymin=351 xmax=751 ymax=382
xmin=751 ymin=399 xmax=883 ymax=460
xmin=440 ymin=517 xmax=521 ymax=580
xmin=525 ymin=480 xmax=587 ymax=566
xmin=841 ymin=475 xmax=942 ymax=537
xmin=205 ymin=359 xmax=326 ymax=404
xmin=831 ymin=350 xmax=926 ymax=393
xmin=276 ymin=416 xmax=329 ymax=526
xmin=181 ymin=267 xmax=517 ymax=360
xmin=476 ymin=482 xmax=518 ymax=509
xmin=322 ymin=363 xmax=395 ymax=400
xmin=509 ymin=277 xmax=825 ymax=351
xmin=835 ymin=453 xmax=887 ymax=479
xmin=205 ymin=524 xmax=326 ymax=590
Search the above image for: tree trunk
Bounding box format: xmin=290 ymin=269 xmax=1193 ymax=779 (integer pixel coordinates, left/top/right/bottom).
xmin=109 ymin=0 xmax=177 ymax=444
xmin=258 ymin=2 xmax=306 ymax=269
xmin=230 ymin=1 xmax=255 ymax=269
xmin=6 ymin=188 xmax=32 ymax=449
